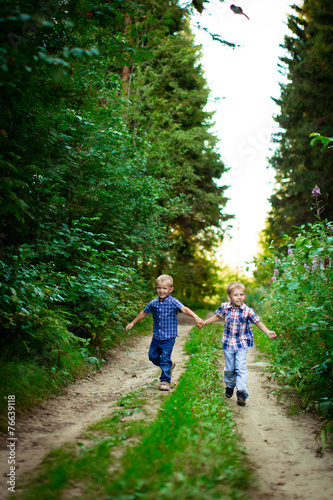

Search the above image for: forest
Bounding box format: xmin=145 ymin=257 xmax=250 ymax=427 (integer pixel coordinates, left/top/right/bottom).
xmin=1 ymin=0 xmax=233 ymax=418
xmin=0 ymin=0 xmax=333 ymax=485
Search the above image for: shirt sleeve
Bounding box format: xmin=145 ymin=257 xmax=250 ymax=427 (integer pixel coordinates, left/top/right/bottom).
xmin=172 ymin=297 xmax=185 ymax=312
xmin=143 ymin=300 xmax=154 ymax=314
xmin=247 ymin=308 xmax=260 ymax=324
xmin=215 ymin=303 xmax=227 ymax=318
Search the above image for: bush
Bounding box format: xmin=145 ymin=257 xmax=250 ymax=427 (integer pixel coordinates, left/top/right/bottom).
xmin=255 ymin=218 xmax=333 ymax=422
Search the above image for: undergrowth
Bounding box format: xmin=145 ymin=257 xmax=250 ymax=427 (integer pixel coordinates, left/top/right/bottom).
xmin=252 ymin=215 xmax=333 ymax=447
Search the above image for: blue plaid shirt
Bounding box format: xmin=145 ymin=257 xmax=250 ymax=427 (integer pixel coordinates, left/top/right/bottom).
xmin=144 ymin=295 xmax=184 ymax=340
xmin=215 ymin=302 xmax=260 ymax=350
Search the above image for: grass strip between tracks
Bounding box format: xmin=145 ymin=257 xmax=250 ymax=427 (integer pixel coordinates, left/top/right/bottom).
xmin=14 ymin=317 xmax=254 ymax=500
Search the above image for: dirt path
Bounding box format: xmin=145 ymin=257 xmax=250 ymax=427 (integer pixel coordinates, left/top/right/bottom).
xmin=0 ymin=315 xmax=191 ymax=498
xmin=1 ymin=316 xmax=333 ymax=499
xmin=232 ymin=346 xmax=333 ymax=499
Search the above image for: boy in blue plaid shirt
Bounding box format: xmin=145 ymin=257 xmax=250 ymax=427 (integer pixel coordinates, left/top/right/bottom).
xmin=126 ymin=274 xmax=202 ymax=391
xmin=197 ymin=282 xmax=276 ymax=406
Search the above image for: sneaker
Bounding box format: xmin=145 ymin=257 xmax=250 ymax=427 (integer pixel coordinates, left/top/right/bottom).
xmin=237 ymin=391 xmax=246 ymax=406
xmin=225 ymin=387 xmax=234 ymax=398
xmin=160 ymin=382 xmax=170 ymax=391
xmin=171 ymin=362 xmax=176 ymax=375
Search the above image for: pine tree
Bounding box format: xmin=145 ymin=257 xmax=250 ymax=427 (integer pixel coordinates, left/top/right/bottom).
xmin=266 ymin=0 xmax=333 ymax=244
xmin=123 ymin=0 xmax=229 ymax=276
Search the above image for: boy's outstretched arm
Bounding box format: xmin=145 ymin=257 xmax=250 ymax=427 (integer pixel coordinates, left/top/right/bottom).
xmin=196 ymin=314 xmax=222 ymax=329
xmin=180 ymin=306 xmax=202 ymax=325
xmin=254 ymin=320 xmax=277 ymax=340
xmin=125 ymin=311 xmax=148 ymax=333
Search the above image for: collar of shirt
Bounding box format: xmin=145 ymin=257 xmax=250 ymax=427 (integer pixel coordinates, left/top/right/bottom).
xmin=227 ymin=302 xmax=245 ymax=311
xmin=158 ymin=295 xmax=171 ymax=304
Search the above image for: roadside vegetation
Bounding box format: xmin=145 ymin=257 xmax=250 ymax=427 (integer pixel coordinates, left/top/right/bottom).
xmin=253 ymin=193 xmax=333 ymax=445
xmin=254 ymin=0 xmax=333 ymax=441
xmin=14 ymin=319 xmax=254 ymax=500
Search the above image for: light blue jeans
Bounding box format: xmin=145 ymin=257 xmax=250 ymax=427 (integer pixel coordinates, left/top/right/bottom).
xmin=223 ymin=347 xmax=249 ymax=398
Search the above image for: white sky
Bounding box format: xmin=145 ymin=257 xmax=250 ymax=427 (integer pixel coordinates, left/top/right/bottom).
xmin=190 ymin=0 xmax=296 ymax=275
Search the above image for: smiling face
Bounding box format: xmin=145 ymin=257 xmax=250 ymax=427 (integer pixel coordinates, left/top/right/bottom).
xmin=227 ymin=287 xmax=246 ymax=308
xmin=156 ymin=280 xmax=174 ymax=300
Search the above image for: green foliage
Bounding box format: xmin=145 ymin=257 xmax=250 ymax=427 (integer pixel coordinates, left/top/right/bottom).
xmin=0 ymin=218 xmax=153 ymax=430
xmin=172 ymin=251 xmax=221 ymax=308
xmin=310 ymin=133 xmax=333 ymax=150
xmin=0 ymin=309 xmax=93 ymax=431
xmin=0 ymin=220 xmax=150 ymax=343
xmin=254 ymin=218 xmax=333 ymax=426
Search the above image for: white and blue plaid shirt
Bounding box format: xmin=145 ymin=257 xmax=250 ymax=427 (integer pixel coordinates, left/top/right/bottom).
xmin=215 ymin=302 xmax=260 ymax=350
xmin=144 ymin=295 xmax=184 ymax=340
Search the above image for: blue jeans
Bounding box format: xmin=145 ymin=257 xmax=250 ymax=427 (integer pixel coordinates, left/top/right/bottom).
xmin=223 ymin=347 xmax=249 ymax=398
xmin=148 ymin=337 xmax=176 ymax=383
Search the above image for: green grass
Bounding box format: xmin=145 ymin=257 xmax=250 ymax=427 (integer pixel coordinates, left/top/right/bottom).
xmin=14 ymin=320 xmax=254 ymax=500
xmin=0 ymin=353 xmax=91 ymax=432
xmin=253 ymin=328 xmax=274 ymax=354
xmin=14 ymin=390 xmax=150 ymax=500
xmin=106 ymin=324 xmax=253 ymax=500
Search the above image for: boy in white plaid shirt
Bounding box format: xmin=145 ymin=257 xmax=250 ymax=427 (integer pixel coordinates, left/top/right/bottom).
xmin=197 ymin=282 xmax=276 ymax=406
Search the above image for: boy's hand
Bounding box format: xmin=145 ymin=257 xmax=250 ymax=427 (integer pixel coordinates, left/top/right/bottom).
xmin=196 ymin=319 xmax=204 ymax=329
xmin=125 ymin=322 xmax=134 ymax=333
xmin=255 ymin=320 xmax=277 ymax=340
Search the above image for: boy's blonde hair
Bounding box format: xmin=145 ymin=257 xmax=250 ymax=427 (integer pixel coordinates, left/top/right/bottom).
xmin=227 ymin=281 xmax=245 ymax=294
xmin=156 ymin=274 xmax=173 ymax=286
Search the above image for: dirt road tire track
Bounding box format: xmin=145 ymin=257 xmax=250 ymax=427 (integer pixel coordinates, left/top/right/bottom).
xmin=232 ymin=346 xmax=333 ymax=499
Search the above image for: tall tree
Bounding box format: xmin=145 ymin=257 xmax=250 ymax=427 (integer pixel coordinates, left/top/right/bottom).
xmin=266 ymin=0 xmax=333 ymax=245
xmin=122 ymin=0 xmax=230 ymax=278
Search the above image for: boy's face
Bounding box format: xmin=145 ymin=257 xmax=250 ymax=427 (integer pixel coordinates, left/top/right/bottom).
xmin=156 ymin=281 xmax=174 ymax=300
xmin=227 ymin=287 xmax=246 ymax=308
